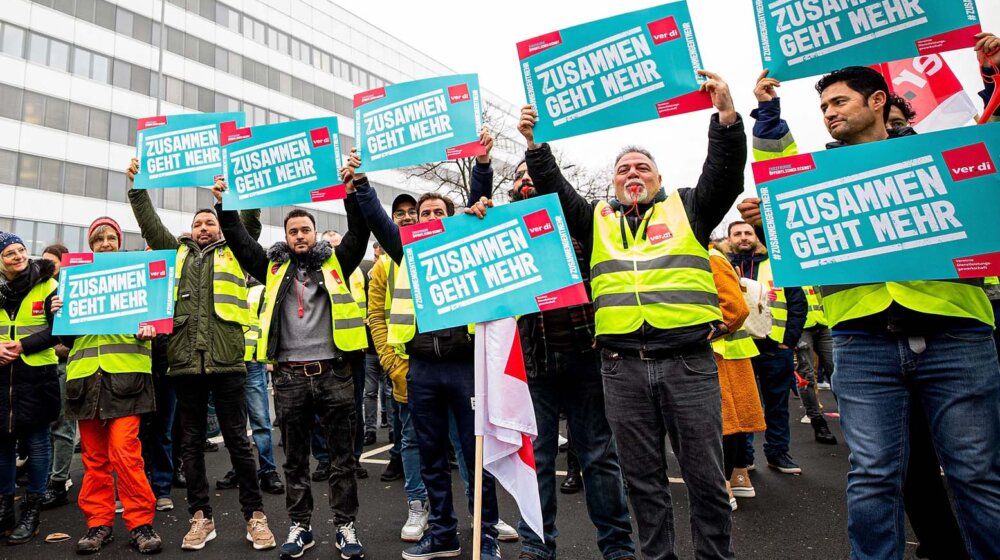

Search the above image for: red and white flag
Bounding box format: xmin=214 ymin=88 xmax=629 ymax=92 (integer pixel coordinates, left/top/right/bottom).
xmin=474 ymin=318 xmax=543 ymax=539
xmin=874 ymin=54 xmax=978 ymax=133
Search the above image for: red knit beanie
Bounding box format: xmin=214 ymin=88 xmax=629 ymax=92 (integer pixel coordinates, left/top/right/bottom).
xmin=88 ymin=216 xmax=123 ymax=246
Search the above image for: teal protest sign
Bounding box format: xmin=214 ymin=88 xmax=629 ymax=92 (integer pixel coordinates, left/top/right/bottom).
xmin=516 ymin=1 xmax=712 ymax=143
xmin=221 ymin=117 xmax=345 ymax=210
xmin=354 ymin=75 xmax=485 ymax=172
xmin=753 ymin=0 xmax=982 ymax=81
xmin=54 ymin=251 xmax=176 ymax=336
xmin=754 ymin=123 xmax=1000 ymax=287
xmin=401 ymin=194 xmax=589 ymax=332
xmin=134 ymin=113 xmax=243 ymax=189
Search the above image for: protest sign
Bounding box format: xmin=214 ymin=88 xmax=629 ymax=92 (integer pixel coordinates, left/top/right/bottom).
xmin=400 ymin=194 xmax=589 ymax=332
xmin=754 ymin=122 xmax=1000 ymax=287
xmin=354 ymin=75 xmax=485 ymax=172
xmin=516 ymin=1 xmax=711 ymax=143
xmin=753 ymin=0 xmax=982 ymax=81
xmin=873 ymin=54 xmax=979 ymax=133
xmin=133 ymin=113 xmax=243 ymax=189
xmin=54 ymin=251 xmax=176 ymax=336
xmin=221 ymin=117 xmax=345 ymax=210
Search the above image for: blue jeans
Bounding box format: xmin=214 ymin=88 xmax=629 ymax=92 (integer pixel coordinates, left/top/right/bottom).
xmin=408 ymin=357 xmax=499 ymax=542
xmin=245 ymin=362 xmax=277 ymax=474
xmin=749 ymin=348 xmax=795 ymax=462
xmin=140 ymin=374 xmax=176 ymax=498
xmin=519 ymin=349 xmax=634 ymax=560
xmin=833 ymin=331 xmax=1000 ymax=560
xmin=390 ymin=400 xmax=402 ymax=461
xmin=397 ymin=402 xmax=427 ymax=503
xmin=0 ymin=427 xmax=51 ymax=495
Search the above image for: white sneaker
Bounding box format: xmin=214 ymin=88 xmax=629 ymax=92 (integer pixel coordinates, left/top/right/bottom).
xmin=800 ymin=415 xmax=811 ymax=424
xmin=817 ymin=382 xmax=832 ymax=390
xmin=401 ymin=500 xmax=429 ymax=542
xmin=496 ymin=518 xmax=519 ymax=542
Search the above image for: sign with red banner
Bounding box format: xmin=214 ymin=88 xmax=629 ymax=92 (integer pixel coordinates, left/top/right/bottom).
xmin=874 ymin=54 xmax=978 ymax=133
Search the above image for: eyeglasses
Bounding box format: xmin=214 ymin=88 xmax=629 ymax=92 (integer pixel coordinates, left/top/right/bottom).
xmin=513 ymin=169 xmax=527 ymax=180
xmin=393 ymin=209 xmax=418 ymax=218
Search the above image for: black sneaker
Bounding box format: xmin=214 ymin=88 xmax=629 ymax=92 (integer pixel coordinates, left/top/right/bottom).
xmin=811 ymin=417 xmax=838 ymax=445
xmin=355 ymin=464 xmax=369 ymax=480
xmin=402 ymin=533 xmax=461 ymax=559
xmin=311 ymin=462 xmax=333 ymax=482
xmin=560 ymin=470 xmax=582 ymax=494
xmin=380 ymin=456 xmax=404 ymax=482
xmin=363 ymin=431 xmax=376 ymax=446
xmin=41 ymin=480 xmax=69 ymax=510
xmin=766 ymin=453 xmax=802 ymax=475
xmin=204 ymin=440 xmax=219 ymax=452
xmin=216 ymin=470 xmax=237 ymax=490
xmin=259 ymin=471 xmax=285 ymax=495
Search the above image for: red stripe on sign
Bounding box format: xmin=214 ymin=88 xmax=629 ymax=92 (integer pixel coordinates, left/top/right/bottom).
xmin=310 ymin=184 xmax=347 ymax=202
xmin=138 ymin=116 xmax=167 ymax=130
xmin=915 ymin=23 xmax=982 ymax=55
xmin=655 ymin=90 xmax=713 ymax=118
xmin=140 ymin=318 xmax=174 ymax=335
xmin=517 ymin=433 xmax=536 ymax=470
xmin=399 ymin=221 xmax=445 ymax=245
xmin=751 ymin=153 xmax=817 ymax=184
xmin=517 ymin=30 xmax=562 ymax=60
xmin=954 ymin=252 xmax=1000 ymax=278
xmin=445 ymin=140 xmax=487 ymax=160
xmin=535 ymin=283 xmax=589 ymax=312
xmin=354 ymin=87 xmax=386 ymax=107
xmin=62 ymin=253 xmax=94 ymax=267
xmin=220 ymin=121 xmax=252 ymax=146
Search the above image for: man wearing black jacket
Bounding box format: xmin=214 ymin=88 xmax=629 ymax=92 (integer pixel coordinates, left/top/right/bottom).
xmin=517 ymin=70 xmax=745 ymax=560
xmin=213 ymin=181 xmax=373 ymax=560
xmin=726 ymin=221 xmax=810 ymax=474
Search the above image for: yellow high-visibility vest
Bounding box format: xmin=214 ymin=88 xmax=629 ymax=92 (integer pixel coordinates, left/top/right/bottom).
xmin=243 ymin=284 xmax=263 ymax=362
xmin=0 ymin=279 xmax=58 ymax=366
xmin=707 ymin=248 xmax=758 ymax=359
xmin=175 ymin=244 xmax=250 ymax=326
xmin=66 ymin=335 xmax=151 ymax=380
xmin=804 ymin=286 xmax=827 ymax=328
xmin=755 ymin=260 xmax=787 ymax=344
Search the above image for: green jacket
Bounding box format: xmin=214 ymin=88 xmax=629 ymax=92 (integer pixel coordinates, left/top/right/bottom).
xmin=127 ymin=188 xmax=261 ymax=376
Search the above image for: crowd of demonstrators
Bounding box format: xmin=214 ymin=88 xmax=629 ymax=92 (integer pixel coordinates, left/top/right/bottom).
xmin=0 ymin=29 xmax=997 ymax=560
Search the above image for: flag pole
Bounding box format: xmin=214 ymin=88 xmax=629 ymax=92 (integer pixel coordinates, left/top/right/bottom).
xmin=473 ymin=434 xmax=484 ymax=560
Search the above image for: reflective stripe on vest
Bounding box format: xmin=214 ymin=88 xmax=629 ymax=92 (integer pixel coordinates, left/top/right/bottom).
xmin=387 ymin=257 xmax=417 ymax=346
xmin=349 ymin=269 xmax=367 ymax=315
xmin=803 ymin=286 xmax=827 ymax=328
xmin=244 ymin=284 xmax=263 ymax=362
xmin=589 ymin=193 xmax=721 ymax=336
xmin=0 ymin=279 xmax=58 ymax=366
xmin=176 ymin=244 xmax=250 ymax=326
xmin=756 ymin=260 xmax=787 ymax=343
xmin=820 ymin=279 xmax=994 ymax=328
xmin=66 ymin=335 xmax=152 ymax=380
xmin=707 ymin=247 xmax=759 ymax=360
xmin=257 ymin=255 xmax=368 ymax=362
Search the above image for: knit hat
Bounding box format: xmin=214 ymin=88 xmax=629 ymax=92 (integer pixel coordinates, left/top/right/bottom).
xmin=88 ymin=216 xmax=123 ymax=245
xmin=0 ymin=231 xmax=25 ymax=254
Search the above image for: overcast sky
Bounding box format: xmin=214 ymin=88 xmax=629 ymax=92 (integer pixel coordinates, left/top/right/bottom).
xmin=344 ymin=1 xmax=1000 ymax=225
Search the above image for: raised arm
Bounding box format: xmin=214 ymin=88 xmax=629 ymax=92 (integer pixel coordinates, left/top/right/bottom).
xmin=750 ymin=70 xmax=798 ymax=161
xmin=341 ymin=149 xmax=402 ymax=265
xmin=468 ymin=127 xmax=495 ymax=205
xmin=212 ymin=179 xmax=269 ymax=282
xmin=125 ymin=158 xmax=180 ymax=251
xmin=334 ymin=192 xmax=371 ymax=279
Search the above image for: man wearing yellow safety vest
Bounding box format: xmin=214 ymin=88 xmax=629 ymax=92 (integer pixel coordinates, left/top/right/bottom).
xmin=739 ymin=62 xmax=1000 ymax=560
xmin=214 ymin=177 xmax=372 ymax=560
xmin=798 ymin=287 xmax=835 ymax=389
xmin=516 ymin=68 xmax=745 ymax=560
xmin=342 ymin=141 xmax=507 ymax=560
xmin=726 ymin=222 xmax=832 ymax=463
xmin=126 ymin=159 xmax=278 ymax=552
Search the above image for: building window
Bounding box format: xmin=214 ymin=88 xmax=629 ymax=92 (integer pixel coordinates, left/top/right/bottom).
xmin=48 ymin=38 xmax=70 ymax=71
xmin=17 ymin=154 xmax=40 ymax=189
xmin=2 ymin=24 xmax=25 ymax=57
xmin=68 ymin=103 xmax=89 ymax=135
xmin=0 ymin=151 xmax=16 ymax=185
xmin=95 ymin=0 xmax=116 ymax=30
xmin=63 ymin=162 xmax=87 ymax=196
xmin=130 ymin=65 xmax=151 ymax=95
xmin=85 ymin=167 xmax=107 ymax=199
xmin=107 ymin=171 xmax=127 ymax=202
xmin=27 ymin=33 xmax=48 ymax=65
xmin=92 ymin=52 xmax=109 ymax=82
xmin=72 ymin=48 xmax=91 ymax=77
xmin=110 ymin=114 xmax=130 ymax=145
xmin=43 ymin=97 xmax=68 ymax=131
xmin=88 ymin=108 xmax=110 ymax=140
xmin=115 ymin=7 xmax=133 ymax=35
xmin=132 ymin=14 xmax=153 ymax=44
xmin=21 ymin=92 xmax=44 ymax=125
xmin=39 ymin=158 xmax=63 ymax=192
xmin=0 ymin=84 xmax=23 ymax=120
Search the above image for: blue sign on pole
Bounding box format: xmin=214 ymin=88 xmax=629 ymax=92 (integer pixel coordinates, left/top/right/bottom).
xmin=401 ymin=194 xmax=590 ymax=332
xmin=133 ymin=112 xmax=243 ymax=189
xmin=221 ymin=117 xmax=345 ymax=210
xmin=54 ymin=250 xmax=177 ymax=336
xmin=753 ymin=0 xmax=982 ymax=81
xmin=754 ymin=123 xmax=1000 ymax=287
xmin=516 ymin=1 xmax=712 ymax=143
xmin=354 ymin=75 xmax=486 ymax=172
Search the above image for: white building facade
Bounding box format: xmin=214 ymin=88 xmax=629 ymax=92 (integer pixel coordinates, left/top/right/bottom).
xmin=0 ymin=0 xmax=523 ymax=255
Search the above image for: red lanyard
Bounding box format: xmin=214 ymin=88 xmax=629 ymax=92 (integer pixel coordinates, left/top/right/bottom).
xmin=295 ymin=274 xmax=308 ymax=318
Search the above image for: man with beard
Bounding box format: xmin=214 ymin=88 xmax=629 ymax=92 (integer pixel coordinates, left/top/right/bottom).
xmin=126 ymin=159 xmax=276 ymax=552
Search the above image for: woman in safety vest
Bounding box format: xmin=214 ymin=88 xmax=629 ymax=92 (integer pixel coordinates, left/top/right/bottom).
xmin=61 ymin=217 xmax=162 ymax=555
xmin=0 ymin=232 xmax=61 ymax=544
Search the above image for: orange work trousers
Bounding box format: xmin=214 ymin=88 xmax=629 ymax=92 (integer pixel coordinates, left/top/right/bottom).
xmin=77 ymin=416 xmax=155 ymax=531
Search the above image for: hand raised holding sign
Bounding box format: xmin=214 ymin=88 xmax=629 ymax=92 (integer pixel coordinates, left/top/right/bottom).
xmin=737 ymin=197 xmax=763 ymax=227
xmin=518 ymin=105 xmax=539 ymax=150
xmin=136 ymin=324 xmax=157 ymax=341
xmin=464 ymin=196 xmax=494 ymax=220
xmin=697 ymin=70 xmax=737 ymax=125
xmin=51 ymin=295 xmax=63 ymax=315
xmin=477 ymin=127 xmax=494 ymax=165
xmin=339 ymin=148 xmax=365 ymax=194
xmin=126 ymin=157 xmax=140 ymax=189
xmin=754 ymin=70 xmax=781 ymax=103
xmin=211 ymin=176 xmax=227 ymax=204
xmin=975 ymin=32 xmax=1000 ymax=69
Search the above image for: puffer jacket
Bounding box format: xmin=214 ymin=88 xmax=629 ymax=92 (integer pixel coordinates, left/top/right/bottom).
xmin=0 ymin=260 xmax=60 ymax=433
xmin=128 ymin=187 xmax=261 ymax=375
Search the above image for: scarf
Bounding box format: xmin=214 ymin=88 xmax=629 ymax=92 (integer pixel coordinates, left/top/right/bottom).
xmin=0 ymin=259 xmax=56 ymax=314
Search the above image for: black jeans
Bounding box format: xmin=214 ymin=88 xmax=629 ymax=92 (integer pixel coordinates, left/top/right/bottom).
xmin=274 ymin=362 xmax=358 ymax=525
xmin=175 ymin=372 xmax=263 ymax=520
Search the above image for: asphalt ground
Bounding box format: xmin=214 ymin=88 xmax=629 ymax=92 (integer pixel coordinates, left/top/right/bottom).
xmin=5 ymin=389 xmax=930 ymax=559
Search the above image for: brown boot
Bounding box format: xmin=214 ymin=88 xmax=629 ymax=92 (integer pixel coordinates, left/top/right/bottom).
xmin=129 ymin=524 xmax=162 ymax=554
xmin=730 ymin=468 xmax=756 ymax=498
xmin=76 ymin=525 xmax=113 ymax=554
